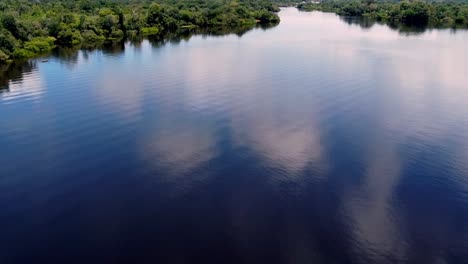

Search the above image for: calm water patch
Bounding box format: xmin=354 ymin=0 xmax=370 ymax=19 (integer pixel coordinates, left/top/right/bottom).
xmin=1 ymin=8 xmax=468 ymax=264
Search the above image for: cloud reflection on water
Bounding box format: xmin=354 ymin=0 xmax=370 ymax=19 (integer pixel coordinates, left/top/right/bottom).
xmin=104 ymin=10 xmax=468 ymax=262
xmin=2 ymin=8 xmax=467 ymax=263
xmin=142 ymin=121 xmax=218 ymax=178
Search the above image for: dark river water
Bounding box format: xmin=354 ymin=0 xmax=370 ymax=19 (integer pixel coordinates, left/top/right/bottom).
xmin=1 ymin=7 xmax=468 ymax=264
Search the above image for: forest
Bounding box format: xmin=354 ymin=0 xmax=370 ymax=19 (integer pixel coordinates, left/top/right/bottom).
xmin=2 ymin=0 xmax=468 ymax=64
xmin=0 ymin=0 xmax=280 ymax=63
xmin=298 ymin=0 xmax=468 ymax=27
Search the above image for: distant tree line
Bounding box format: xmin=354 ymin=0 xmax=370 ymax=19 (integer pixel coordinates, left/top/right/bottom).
xmin=298 ymin=0 xmax=468 ymax=27
xmin=0 ymin=0 xmax=280 ymax=63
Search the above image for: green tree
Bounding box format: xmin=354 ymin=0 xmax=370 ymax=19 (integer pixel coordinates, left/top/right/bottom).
xmin=2 ymin=13 xmax=22 ymax=39
xmin=56 ymin=23 xmax=81 ymax=45
xmin=147 ymin=3 xmax=164 ymax=26
xmin=0 ymin=29 xmax=20 ymax=54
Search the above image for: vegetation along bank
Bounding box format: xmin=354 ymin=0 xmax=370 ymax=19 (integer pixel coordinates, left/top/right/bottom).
xmin=0 ymin=0 xmax=280 ymax=63
xmin=298 ymin=0 xmax=468 ymax=28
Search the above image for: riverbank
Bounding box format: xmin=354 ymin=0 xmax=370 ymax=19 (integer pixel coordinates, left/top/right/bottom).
xmin=298 ymin=0 xmax=468 ymax=28
xmin=0 ymin=0 xmax=280 ymax=64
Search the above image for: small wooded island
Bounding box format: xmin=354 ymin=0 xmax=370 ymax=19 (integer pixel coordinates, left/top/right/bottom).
xmin=0 ymin=0 xmax=280 ymax=63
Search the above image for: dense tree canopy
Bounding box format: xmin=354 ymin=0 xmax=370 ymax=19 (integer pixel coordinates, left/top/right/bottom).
xmin=0 ymin=0 xmax=280 ymax=63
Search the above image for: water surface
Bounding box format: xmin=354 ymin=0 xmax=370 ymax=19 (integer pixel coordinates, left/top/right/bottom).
xmin=1 ymin=8 xmax=468 ymax=264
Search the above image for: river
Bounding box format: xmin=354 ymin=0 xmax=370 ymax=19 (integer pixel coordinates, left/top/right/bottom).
xmin=1 ymin=7 xmax=468 ymax=264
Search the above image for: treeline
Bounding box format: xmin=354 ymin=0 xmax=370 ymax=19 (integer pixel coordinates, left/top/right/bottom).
xmin=0 ymin=0 xmax=280 ymax=63
xmin=298 ymin=0 xmax=468 ymax=27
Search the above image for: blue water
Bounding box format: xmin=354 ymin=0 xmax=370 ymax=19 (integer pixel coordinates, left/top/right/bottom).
xmin=1 ymin=8 xmax=468 ymax=263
